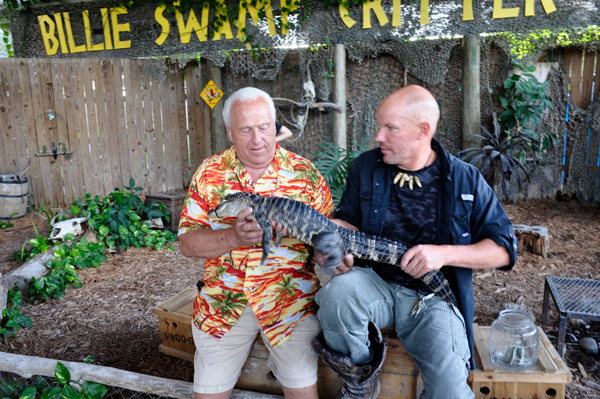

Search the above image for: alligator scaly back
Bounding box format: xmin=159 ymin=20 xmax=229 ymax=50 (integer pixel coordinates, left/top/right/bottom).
xmin=208 ymin=192 xmax=458 ymax=306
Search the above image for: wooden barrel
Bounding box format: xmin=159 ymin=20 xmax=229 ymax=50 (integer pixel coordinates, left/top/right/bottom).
xmin=0 ymin=174 xmax=29 ymax=220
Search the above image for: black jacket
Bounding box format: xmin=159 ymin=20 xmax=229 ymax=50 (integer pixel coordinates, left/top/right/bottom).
xmin=335 ymin=139 xmax=518 ymax=369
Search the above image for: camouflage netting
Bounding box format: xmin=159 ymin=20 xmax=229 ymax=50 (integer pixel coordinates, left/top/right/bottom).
xmin=8 ymin=0 xmax=600 ymax=58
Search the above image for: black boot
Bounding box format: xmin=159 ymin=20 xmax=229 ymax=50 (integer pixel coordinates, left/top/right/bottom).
xmin=311 ymin=322 xmax=387 ymax=399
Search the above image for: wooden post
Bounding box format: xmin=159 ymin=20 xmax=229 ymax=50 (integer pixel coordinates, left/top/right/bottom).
xmin=462 ymin=34 xmax=481 ymax=151
xmin=333 ymin=41 xmax=347 ymax=149
xmin=207 ymin=60 xmax=228 ymax=155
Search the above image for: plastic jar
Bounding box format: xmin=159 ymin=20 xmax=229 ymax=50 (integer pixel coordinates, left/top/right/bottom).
xmin=489 ymin=309 xmax=539 ymax=370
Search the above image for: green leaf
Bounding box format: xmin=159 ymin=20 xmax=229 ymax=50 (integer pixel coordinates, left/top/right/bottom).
xmin=41 ymin=386 xmax=62 ymax=399
xmin=54 ymin=362 xmax=70 ymax=385
xmin=64 ymin=233 xmax=75 ymax=242
xmin=19 ymin=386 xmax=37 ymax=399
xmin=81 ymin=382 xmax=107 ymax=399
xmin=83 ymin=356 xmax=96 ymax=364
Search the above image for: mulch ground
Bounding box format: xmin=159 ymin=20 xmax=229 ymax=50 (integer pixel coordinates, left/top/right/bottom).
xmin=1 ymin=198 xmax=600 ymax=398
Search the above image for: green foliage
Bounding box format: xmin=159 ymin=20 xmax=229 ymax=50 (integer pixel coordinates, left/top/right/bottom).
xmin=460 ymin=113 xmax=529 ymax=202
xmin=0 ymin=361 xmax=107 ymax=399
xmin=13 ymin=222 xmax=53 ymax=263
xmin=498 ymin=60 xmax=559 ymax=160
xmin=0 ymin=284 xmax=32 ymax=339
xmin=0 ymin=219 xmax=13 ymax=229
xmin=72 ymin=178 xmax=176 ymax=251
xmin=29 ymin=238 xmax=106 ymax=301
xmin=497 ymin=26 xmax=600 ymax=60
xmin=312 ymin=141 xmax=366 ymax=206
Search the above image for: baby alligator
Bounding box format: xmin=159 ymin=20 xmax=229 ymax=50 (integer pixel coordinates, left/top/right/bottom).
xmin=208 ymin=192 xmax=458 ymax=306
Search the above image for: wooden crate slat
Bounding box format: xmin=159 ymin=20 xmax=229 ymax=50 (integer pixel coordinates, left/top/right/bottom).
xmin=92 ymin=59 xmax=116 ymax=196
xmin=28 ymin=59 xmax=55 ymax=208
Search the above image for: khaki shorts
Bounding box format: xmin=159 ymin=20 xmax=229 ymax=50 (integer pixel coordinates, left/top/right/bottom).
xmin=191 ymin=305 xmax=321 ymax=394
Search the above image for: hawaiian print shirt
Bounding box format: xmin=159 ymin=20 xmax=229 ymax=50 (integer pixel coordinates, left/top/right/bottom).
xmin=179 ymin=144 xmax=333 ymax=347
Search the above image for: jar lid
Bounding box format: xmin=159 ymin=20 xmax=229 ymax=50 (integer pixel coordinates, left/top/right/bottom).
xmin=498 ymin=309 xmax=534 ymax=327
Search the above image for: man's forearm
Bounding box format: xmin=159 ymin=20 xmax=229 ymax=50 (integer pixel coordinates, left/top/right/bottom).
xmin=179 ymin=228 xmax=239 ymax=259
xmin=441 ymin=238 xmax=510 ymax=269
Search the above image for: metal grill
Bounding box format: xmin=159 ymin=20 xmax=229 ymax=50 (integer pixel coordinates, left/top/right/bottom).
xmin=542 ymin=276 xmax=600 ymax=357
xmin=547 ymin=277 xmax=600 ymax=315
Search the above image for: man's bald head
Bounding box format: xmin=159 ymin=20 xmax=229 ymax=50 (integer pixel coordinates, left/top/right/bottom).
xmin=382 ymin=85 xmax=440 ymax=137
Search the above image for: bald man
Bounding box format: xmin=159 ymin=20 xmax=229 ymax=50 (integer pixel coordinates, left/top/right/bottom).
xmin=311 ymin=85 xmax=517 ymax=399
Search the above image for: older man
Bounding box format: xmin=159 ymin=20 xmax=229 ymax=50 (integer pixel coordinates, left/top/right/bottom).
xmin=179 ymin=87 xmax=333 ymax=399
xmin=312 ymin=85 xmax=518 ymax=399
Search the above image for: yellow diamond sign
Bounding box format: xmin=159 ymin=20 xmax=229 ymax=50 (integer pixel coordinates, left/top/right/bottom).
xmin=201 ymin=80 xmax=224 ymax=109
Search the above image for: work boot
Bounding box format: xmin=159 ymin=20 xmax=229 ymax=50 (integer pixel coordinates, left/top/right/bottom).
xmin=311 ymin=322 xmax=387 ymax=399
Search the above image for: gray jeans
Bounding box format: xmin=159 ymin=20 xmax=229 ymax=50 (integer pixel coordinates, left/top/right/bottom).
xmin=315 ymin=267 xmax=474 ymax=399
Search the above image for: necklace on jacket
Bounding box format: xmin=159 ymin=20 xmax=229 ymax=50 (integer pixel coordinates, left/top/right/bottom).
xmin=393 ymin=149 xmax=434 ymax=190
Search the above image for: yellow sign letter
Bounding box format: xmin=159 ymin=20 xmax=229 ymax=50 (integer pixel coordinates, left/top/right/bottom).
xmin=155 ymin=5 xmax=170 ymax=45
xmin=363 ymin=0 xmax=389 ymax=29
xmin=63 ymin=12 xmax=87 ymax=53
xmin=463 ymin=0 xmax=474 ymax=21
xmin=524 ymin=0 xmax=556 ymax=16
xmin=38 ymin=15 xmax=59 ymax=56
xmin=111 ymin=7 xmax=131 ymax=49
xmin=281 ymin=0 xmax=299 ymax=34
xmin=492 ymin=0 xmax=519 ymax=18
xmin=339 ymin=3 xmax=357 ymax=28
xmin=420 ymin=0 xmax=430 ymax=25
xmin=392 ymin=0 xmax=401 ymax=27
xmin=213 ymin=1 xmax=234 ymax=41
xmin=236 ymin=0 xmax=277 ymax=38
xmin=175 ymin=1 xmax=208 ymax=43
xmin=83 ymin=10 xmax=105 ymax=51
xmin=100 ymin=9 xmax=113 ymax=50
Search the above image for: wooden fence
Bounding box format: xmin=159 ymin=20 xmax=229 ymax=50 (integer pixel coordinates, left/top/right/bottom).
xmin=564 ymin=48 xmax=600 ymax=110
xmin=0 ymin=58 xmax=212 ymax=209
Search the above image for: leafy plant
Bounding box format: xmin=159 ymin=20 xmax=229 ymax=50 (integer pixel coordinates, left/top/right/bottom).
xmin=72 ymin=178 xmax=176 ymax=251
xmin=13 ymin=222 xmax=53 ymax=263
xmin=0 ymin=284 xmax=32 ymax=339
xmin=0 ymin=361 xmax=107 ymax=399
xmin=29 ymin=238 xmax=106 ymax=301
xmin=498 ymin=60 xmax=559 ymax=160
xmin=312 ymin=141 xmax=366 ymax=206
xmin=0 ymin=219 xmax=13 ymax=229
xmin=460 ymin=113 xmax=529 ymax=202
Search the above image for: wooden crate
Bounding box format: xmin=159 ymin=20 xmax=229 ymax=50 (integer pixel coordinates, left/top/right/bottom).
xmin=153 ymin=287 xmax=197 ymax=361
xmin=469 ymin=324 xmax=572 ymax=399
xmin=154 ymin=288 xmax=420 ymax=398
xmin=144 ymin=191 xmax=187 ymax=233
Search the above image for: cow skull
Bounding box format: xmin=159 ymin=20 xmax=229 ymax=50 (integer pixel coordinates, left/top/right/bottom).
xmin=50 ymin=214 xmax=88 ymax=241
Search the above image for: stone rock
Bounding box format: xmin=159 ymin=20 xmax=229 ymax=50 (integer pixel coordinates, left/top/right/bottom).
xmin=579 ymin=337 xmax=599 ymax=355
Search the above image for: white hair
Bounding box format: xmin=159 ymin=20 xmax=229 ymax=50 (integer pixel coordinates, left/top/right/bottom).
xmin=222 ymin=87 xmax=276 ymax=127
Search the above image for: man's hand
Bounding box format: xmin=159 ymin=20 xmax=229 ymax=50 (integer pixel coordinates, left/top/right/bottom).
xmin=231 ymin=207 xmax=263 ymax=247
xmin=314 ymin=250 xmax=354 ymax=276
xmin=400 ymin=244 xmax=446 ymax=279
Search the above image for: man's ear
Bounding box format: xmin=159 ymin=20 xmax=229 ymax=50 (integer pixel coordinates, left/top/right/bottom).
xmin=418 ymin=121 xmax=431 ymax=140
